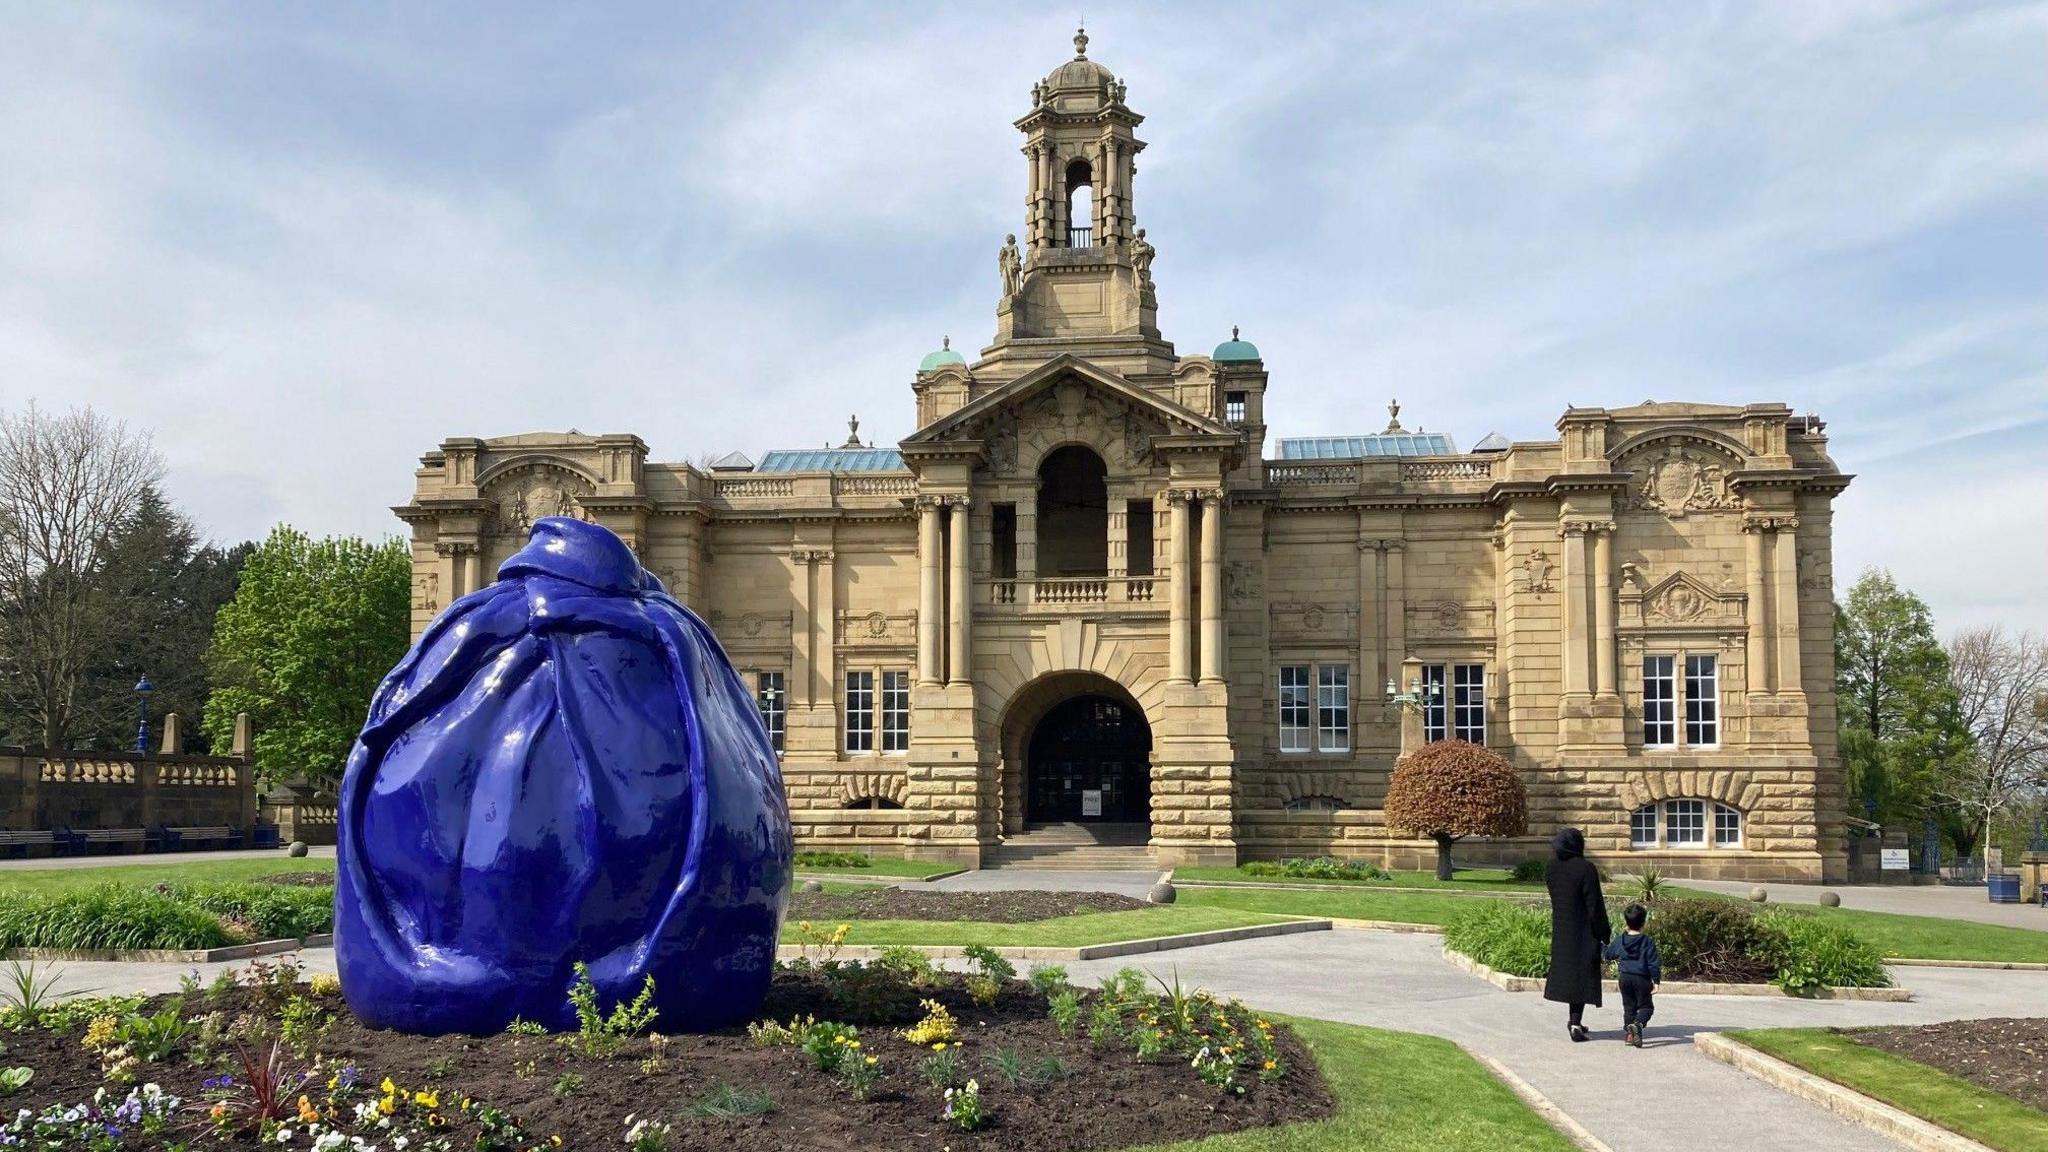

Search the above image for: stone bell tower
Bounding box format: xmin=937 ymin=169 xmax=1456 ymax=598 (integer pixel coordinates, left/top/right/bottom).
xmin=983 ymin=28 xmax=1176 ymax=382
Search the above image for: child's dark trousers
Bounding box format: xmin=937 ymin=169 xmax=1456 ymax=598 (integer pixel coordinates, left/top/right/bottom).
xmin=1619 ymin=974 xmax=1655 ymax=1031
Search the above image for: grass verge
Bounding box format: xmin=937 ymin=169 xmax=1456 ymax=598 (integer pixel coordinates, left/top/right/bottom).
xmin=1179 ymin=886 xmax=1501 ymax=927
xmin=1174 ymin=865 xmax=1536 ymax=893
xmin=797 ymin=905 xmax=1288 ymax=948
xmin=1132 ymin=1015 xmax=1573 ymax=1151
xmin=0 ymin=855 xmax=333 ymax=897
xmin=1727 ymin=1028 xmax=2048 ymax=1152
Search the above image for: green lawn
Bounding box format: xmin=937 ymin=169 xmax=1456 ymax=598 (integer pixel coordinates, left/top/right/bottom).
xmin=1727 ymin=1028 xmax=2048 ymax=1152
xmin=0 ymin=856 xmax=333 ymax=896
xmin=1133 ymin=1015 xmax=1572 ymax=1152
xmin=1762 ymin=906 xmax=2048 ymax=966
xmin=790 ymin=905 xmax=1288 ymax=948
xmin=1179 ymin=886 xmax=1519 ymax=928
xmin=793 ymin=856 xmax=958 ymax=880
xmin=1174 ymin=865 xmax=1537 ymax=893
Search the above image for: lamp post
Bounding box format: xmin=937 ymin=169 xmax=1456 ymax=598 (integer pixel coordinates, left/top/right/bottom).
xmin=1384 ymin=659 xmax=1440 ymax=757
xmin=133 ymin=675 xmax=154 ymax=755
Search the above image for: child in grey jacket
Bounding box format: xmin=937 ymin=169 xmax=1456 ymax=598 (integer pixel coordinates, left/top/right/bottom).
xmin=1602 ymin=903 xmax=1661 ymax=1047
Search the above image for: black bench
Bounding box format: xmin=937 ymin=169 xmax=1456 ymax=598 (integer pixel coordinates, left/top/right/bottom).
xmin=71 ymin=827 xmax=158 ymax=855
xmin=161 ymin=825 xmax=243 ymax=851
xmin=0 ymin=830 xmax=60 ymax=858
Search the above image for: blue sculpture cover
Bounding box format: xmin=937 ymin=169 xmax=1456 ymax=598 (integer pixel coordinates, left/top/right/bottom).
xmin=336 ymin=517 xmax=792 ymax=1035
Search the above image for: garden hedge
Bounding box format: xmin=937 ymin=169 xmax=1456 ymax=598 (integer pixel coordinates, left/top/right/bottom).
xmin=0 ymin=881 xmax=335 ymax=952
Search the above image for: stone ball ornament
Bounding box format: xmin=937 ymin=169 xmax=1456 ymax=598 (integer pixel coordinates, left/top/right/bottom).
xmin=288 ymin=841 xmax=309 ymax=859
xmin=1148 ymin=881 xmax=1177 ymax=905
xmin=335 ymin=517 xmax=793 ymax=1036
xmin=1818 ymin=890 xmax=1841 ymax=908
xmin=1749 ymin=886 xmax=1769 ymax=903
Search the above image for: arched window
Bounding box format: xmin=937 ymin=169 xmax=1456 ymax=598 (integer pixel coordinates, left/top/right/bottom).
xmin=1284 ymin=795 xmax=1348 ymax=813
xmin=1036 ymin=445 xmax=1108 ymax=577
xmin=1629 ymin=799 xmax=1743 ymax=849
xmin=1065 ymin=159 xmax=1094 ymax=247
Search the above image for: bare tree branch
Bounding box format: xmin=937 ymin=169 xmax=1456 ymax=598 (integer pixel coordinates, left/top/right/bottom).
xmin=0 ymin=403 xmax=164 ymax=747
xmin=1938 ymin=626 xmax=2048 ymax=855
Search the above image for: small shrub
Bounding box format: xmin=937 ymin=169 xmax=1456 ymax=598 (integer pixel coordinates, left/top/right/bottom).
xmin=504 ymin=1017 xmax=548 ymax=1037
xmin=1510 ymin=857 xmax=1547 ymax=883
xmin=566 ymin=961 xmax=659 ymax=1056
xmin=307 ymin=973 xmax=342 ymax=998
xmin=900 ymin=999 xmax=957 ymax=1046
xmin=1028 ymin=1055 xmax=1071 ymax=1086
xmin=1047 ymin=988 xmax=1081 ymax=1037
xmin=623 ymin=1114 xmax=671 ymax=1152
xmin=1027 ymin=963 xmax=1069 ymax=997
xmin=687 ymin=1084 xmax=775 ymax=1118
xmin=965 ymin=974 xmax=1001 ymax=1006
xmin=164 ymin=881 xmax=335 ymax=940
xmin=988 ymin=1046 xmax=1026 ymax=1087
xmin=0 ymin=1067 xmax=31 ymax=1097
xmin=1653 ymin=900 xmax=1785 ymax=984
xmin=873 ymin=946 xmax=938 ymax=986
xmin=839 ymin=1051 xmax=882 ymax=1100
xmin=1614 ymin=870 xmax=1673 ymax=904
xmin=962 ymin=944 xmax=1016 ymax=982
xmin=640 ymin=1032 xmax=671 ymax=1074
xmin=747 ymin=1017 xmax=801 ymax=1047
xmin=551 ymin=1072 xmax=583 ymax=1097
xmin=0 ymin=960 xmax=65 ymax=1028
xmin=1442 ymin=901 xmax=1552 ymax=978
xmin=277 ymin=995 xmax=330 ymax=1058
xmin=1761 ymin=909 xmax=1892 ymax=992
xmin=117 ymin=1000 xmax=192 ymax=1063
xmin=798 ymin=1020 xmax=862 ymax=1073
xmin=1383 ymin=740 xmax=1529 ymax=880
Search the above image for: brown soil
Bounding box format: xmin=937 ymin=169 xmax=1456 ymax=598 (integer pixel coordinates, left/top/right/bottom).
xmin=1852 ymin=1018 xmax=2048 ymax=1113
xmin=3 ymin=969 xmax=1331 ymax=1150
xmin=786 ymin=887 xmax=1147 ymax=923
xmin=254 ymin=872 xmax=335 ymax=887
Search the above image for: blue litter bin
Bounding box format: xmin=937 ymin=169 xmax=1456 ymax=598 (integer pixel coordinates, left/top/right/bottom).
xmin=1987 ymin=873 xmax=2020 ymax=904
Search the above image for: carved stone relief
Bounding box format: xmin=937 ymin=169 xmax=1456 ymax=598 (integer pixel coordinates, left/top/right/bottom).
xmin=484 ymin=462 xmax=593 ymax=535
xmin=1623 ymin=446 xmax=1741 ymax=518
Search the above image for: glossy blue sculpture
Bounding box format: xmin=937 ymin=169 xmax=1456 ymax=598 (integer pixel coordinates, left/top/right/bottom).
xmin=336 ymin=517 xmax=792 ymax=1036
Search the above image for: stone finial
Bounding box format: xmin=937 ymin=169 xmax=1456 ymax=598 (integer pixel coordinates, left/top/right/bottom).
xmin=1385 ymin=399 xmax=1404 ymax=433
xmin=1232 ymin=325 xmax=1240 ymax=340
xmin=843 ymin=415 xmax=863 ymax=448
xmin=231 ymin=712 xmax=254 ymax=761
xmin=1074 ymin=25 xmax=1089 ymax=58
xmin=159 ymin=712 xmax=184 ymax=756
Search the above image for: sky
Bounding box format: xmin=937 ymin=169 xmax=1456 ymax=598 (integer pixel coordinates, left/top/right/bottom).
xmin=2 ymin=1 xmax=2043 ymax=635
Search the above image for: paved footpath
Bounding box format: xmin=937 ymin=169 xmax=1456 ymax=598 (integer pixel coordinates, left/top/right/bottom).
xmin=1682 ymin=876 xmax=2048 ymax=931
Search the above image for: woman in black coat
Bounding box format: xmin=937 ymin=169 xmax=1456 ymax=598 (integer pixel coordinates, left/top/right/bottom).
xmin=1543 ymin=827 xmax=1610 ymax=1042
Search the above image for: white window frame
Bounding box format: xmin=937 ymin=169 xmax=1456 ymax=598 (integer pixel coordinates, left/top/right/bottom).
xmin=1317 ymin=665 xmax=1350 ymax=752
xmin=1630 ymin=798 xmax=1745 ymax=851
xmin=881 ymin=669 xmax=910 ymax=754
xmin=1642 ymin=655 xmax=1677 ymax=747
xmin=756 ymin=670 xmax=786 ymax=755
xmin=1278 ymin=665 xmax=1312 ymax=754
xmin=844 ymin=670 xmax=874 ymax=754
xmin=1685 ymin=654 xmax=1720 ymax=747
xmin=1421 ymin=663 xmax=1485 ymax=744
xmin=1714 ymin=803 xmax=1743 ymax=847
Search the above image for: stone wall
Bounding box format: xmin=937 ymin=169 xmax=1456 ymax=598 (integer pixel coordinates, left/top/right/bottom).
xmin=0 ymin=713 xmax=260 ymax=846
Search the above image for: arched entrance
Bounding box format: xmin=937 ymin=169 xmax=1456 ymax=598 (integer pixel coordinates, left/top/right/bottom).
xmin=1025 ymin=694 xmax=1151 ymax=824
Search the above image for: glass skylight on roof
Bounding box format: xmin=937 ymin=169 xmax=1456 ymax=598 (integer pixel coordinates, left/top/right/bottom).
xmin=755 ymin=448 xmax=909 ymax=473
xmin=1275 ymin=434 xmax=1458 ymax=459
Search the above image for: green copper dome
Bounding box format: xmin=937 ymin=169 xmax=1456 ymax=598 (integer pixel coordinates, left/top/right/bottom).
xmin=1213 ymin=326 xmax=1261 ymax=362
xmin=919 ymin=336 xmax=967 ymax=373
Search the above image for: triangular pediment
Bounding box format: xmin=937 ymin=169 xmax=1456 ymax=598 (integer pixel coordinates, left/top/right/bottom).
xmin=1621 ymin=568 xmax=1745 ymax=627
xmin=902 ymin=354 xmax=1235 ymax=447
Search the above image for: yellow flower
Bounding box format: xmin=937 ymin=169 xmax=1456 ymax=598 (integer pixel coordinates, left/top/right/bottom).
xmin=377 ymin=1096 xmax=394 ymax=1117
xmin=931 ymin=1042 xmax=947 ymax=1051
xmin=379 ymin=1078 xmax=396 ymax=1096
xmin=1263 ymin=1060 xmax=1277 ymax=1071
xmin=864 ymin=1055 xmax=877 ymax=1065
xmin=414 ymin=1090 xmax=439 ymax=1109
xmin=551 ymin=1137 xmax=563 ymax=1147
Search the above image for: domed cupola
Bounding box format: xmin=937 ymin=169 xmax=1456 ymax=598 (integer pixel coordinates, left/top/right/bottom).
xmin=1042 ymin=27 xmax=1117 ymax=96
xmin=1213 ymin=326 xmax=1261 ymax=362
xmin=918 ymin=336 xmax=967 ymax=373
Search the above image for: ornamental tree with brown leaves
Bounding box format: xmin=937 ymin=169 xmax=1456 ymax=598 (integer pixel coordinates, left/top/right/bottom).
xmin=1384 ymin=739 xmax=1528 ymax=880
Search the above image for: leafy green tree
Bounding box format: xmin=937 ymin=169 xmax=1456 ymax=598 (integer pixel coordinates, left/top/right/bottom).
xmin=72 ymin=487 xmax=250 ymax=750
xmin=1834 ymin=569 xmax=1969 ymax=823
xmin=203 ymin=527 xmax=410 ymax=784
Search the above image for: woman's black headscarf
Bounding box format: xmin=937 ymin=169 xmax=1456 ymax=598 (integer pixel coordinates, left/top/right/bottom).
xmin=1551 ymin=827 xmax=1585 ymax=861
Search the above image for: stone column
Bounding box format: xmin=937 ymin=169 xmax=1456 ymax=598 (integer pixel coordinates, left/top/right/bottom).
xmin=1017 ymin=485 xmax=1039 ymax=587
xmin=948 ymin=498 xmax=971 ymax=686
xmin=1199 ymin=492 xmax=1225 ymax=684
xmin=1385 ymin=540 xmax=1406 ymax=673
xmin=790 ymin=549 xmax=816 ymax=707
xmin=1593 ymin=524 xmax=1616 ymax=698
xmin=813 ymin=549 xmax=836 ymax=709
xmin=1357 ymin=535 xmax=1380 ymax=696
xmin=1168 ymin=490 xmax=1192 ymax=683
xmin=917 ymin=498 xmax=942 ymax=686
xmin=1562 ymin=523 xmax=1590 ymax=698
xmin=1106 ymin=492 xmax=1128 ymax=592
xmin=1744 ymin=517 xmax=1770 ymax=692
xmin=1772 ymin=518 xmax=1803 ymax=696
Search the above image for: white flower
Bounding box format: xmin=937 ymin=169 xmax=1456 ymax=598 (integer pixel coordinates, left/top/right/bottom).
xmin=277 ymin=1127 xmax=296 ymax=1142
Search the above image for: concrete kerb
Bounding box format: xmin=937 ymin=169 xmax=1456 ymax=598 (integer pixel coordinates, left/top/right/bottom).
xmin=774 ymin=917 xmax=1332 ymax=964
xmin=792 ymin=867 xmax=967 ymax=886
xmin=1695 ymin=1032 xmax=1996 ymax=1152
xmin=1888 ymin=956 xmax=2048 ymax=972
xmin=1471 ymin=1051 xmax=1616 ymax=1152
xmin=2 ymin=933 xmax=332 ymax=965
xmin=1439 ymin=945 xmax=1914 ymax=1001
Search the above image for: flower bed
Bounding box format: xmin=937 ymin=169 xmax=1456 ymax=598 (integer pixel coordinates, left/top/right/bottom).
xmin=1440 ymin=898 xmax=1894 ymax=993
xmin=0 ymin=948 xmax=1331 ymax=1150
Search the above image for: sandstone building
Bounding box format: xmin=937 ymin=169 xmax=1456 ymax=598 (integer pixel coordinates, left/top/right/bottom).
xmin=398 ymin=33 xmax=1852 ymax=880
